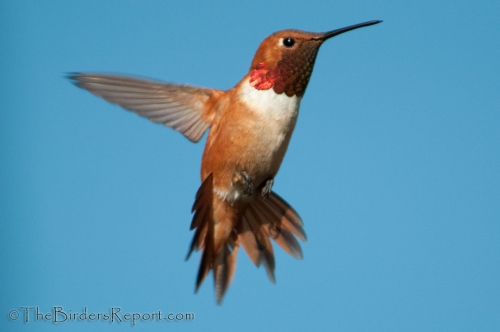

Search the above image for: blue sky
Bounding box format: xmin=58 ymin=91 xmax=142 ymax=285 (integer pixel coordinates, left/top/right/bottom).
xmin=1 ymin=1 xmax=499 ymax=331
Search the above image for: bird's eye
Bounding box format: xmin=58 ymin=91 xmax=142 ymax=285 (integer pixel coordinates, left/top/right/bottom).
xmin=283 ymin=37 xmax=295 ymax=48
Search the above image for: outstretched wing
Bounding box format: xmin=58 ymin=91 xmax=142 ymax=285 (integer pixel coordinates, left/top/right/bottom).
xmin=69 ymin=73 xmax=223 ymax=142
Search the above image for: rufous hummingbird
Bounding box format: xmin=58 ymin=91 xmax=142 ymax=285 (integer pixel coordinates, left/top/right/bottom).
xmin=69 ymin=20 xmax=382 ymax=304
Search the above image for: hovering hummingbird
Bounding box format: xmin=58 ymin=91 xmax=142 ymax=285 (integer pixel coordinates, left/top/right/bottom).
xmin=69 ymin=20 xmax=382 ymax=304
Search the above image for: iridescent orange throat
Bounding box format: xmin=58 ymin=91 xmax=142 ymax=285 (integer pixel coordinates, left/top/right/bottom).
xmin=249 ymin=63 xmax=276 ymax=90
xmin=249 ymin=41 xmax=321 ymax=97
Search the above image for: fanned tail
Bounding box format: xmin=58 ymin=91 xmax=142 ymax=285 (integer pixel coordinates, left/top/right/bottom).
xmin=239 ymin=192 xmax=306 ymax=282
xmin=187 ymin=176 xmax=306 ymax=304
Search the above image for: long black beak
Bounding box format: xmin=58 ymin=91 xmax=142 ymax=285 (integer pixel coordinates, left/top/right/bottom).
xmin=314 ymin=20 xmax=382 ymax=41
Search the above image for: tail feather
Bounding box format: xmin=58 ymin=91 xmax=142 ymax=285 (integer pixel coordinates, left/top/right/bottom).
xmin=190 ymin=174 xmax=214 ymax=289
xmin=258 ymin=222 xmax=277 ymax=283
xmin=214 ymin=240 xmax=239 ymax=304
xmin=190 ymin=175 xmax=213 ymax=230
xmin=213 ymin=247 xmax=229 ymax=303
xmin=195 ymin=233 xmax=211 ymax=292
xmin=226 ymin=238 xmax=239 ymax=286
xmin=266 ymin=193 xmax=307 ymax=241
xmin=244 ymin=203 xmax=276 ymax=282
xmin=187 ymin=175 xmax=306 ymax=303
xmin=186 ymin=223 xmax=207 ymax=261
xmin=238 ymin=216 xmax=260 ymax=265
xmin=186 ymin=173 xmax=213 ymax=261
xmin=252 ymin=197 xmax=303 ymax=259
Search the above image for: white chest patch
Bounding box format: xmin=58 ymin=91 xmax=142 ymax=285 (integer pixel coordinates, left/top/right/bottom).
xmin=239 ymin=82 xmax=301 ymax=123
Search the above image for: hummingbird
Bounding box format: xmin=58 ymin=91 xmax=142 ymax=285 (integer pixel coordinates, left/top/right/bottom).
xmin=69 ymin=20 xmax=382 ymax=304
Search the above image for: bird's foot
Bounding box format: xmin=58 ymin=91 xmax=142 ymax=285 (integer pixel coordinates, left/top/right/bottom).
xmin=238 ymin=171 xmax=254 ymax=197
xmin=261 ymin=178 xmax=274 ymax=199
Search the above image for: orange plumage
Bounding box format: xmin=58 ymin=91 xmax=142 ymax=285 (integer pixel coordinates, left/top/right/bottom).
xmin=69 ymin=20 xmax=381 ymax=304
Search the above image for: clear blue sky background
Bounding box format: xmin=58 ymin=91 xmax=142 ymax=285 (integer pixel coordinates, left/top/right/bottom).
xmin=2 ymin=1 xmax=499 ymax=331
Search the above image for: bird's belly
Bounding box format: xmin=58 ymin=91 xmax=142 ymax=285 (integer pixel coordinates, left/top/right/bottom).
xmin=239 ymin=119 xmax=295 ymax=182
xmin=203 ymin=87 xmax=300 ymax=203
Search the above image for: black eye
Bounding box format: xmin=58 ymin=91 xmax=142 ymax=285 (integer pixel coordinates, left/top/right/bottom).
xmin=283 ymin=37 xmax=295 ymax=48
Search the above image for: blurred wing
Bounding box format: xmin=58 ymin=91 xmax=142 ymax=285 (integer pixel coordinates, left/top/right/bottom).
xmin=69 ymin=73 xmax=223 ymax=142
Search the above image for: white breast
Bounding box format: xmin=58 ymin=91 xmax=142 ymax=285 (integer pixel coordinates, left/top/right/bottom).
xmin=239 ymin=82 xmax=301 ymax=124
xmin=244 ymin=83 xmax=300 ymax=182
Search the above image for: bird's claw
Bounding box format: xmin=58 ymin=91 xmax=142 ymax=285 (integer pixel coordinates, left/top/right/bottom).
xmin=261 ymin=178 xmax=274 ymax=199
xmin=240 ymin=171 xmax=254 ymax=196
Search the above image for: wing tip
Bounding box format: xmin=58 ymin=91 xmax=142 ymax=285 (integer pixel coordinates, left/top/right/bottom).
xmin=65 ymin=72 xmax=82 ymax=85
